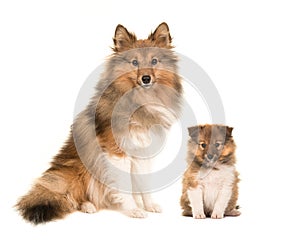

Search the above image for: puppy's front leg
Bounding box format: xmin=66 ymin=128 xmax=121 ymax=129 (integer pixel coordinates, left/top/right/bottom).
xmin=187 ymin=187 xmax=206 ymax=219
xmin=211 ymin=184 xmax=232 ymax=219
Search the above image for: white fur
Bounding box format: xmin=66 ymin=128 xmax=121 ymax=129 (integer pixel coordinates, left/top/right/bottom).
xmin=131 ymin=158 xmax=161 ymax=212
xmin=128 ymin=128 xmax=152 ymax=148
xmin=146 ymin=105 xmax=177 ymax=126
xmin=187 ymin=187 xmax=206 ymax=219
xmin=118 ymin=124 xmax=152 ymax=150
xmin=188 ymin=165 xmax=235 ymax=219
xmin=108 ymin=155 xmax=148 ymax=217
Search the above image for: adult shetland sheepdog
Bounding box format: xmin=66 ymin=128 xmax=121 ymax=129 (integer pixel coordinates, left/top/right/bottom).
xmin=16 ymin=22 xmax=182 ymax=224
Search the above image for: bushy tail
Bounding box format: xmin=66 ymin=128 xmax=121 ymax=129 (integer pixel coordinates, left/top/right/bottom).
xmin=16 ymin=183 xmax=75 ymax=225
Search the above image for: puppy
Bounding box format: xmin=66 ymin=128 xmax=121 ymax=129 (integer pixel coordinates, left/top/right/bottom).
xmin=180 ymin=124 xmax=240 ymax=219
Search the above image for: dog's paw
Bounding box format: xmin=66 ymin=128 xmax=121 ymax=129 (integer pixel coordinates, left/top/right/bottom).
xmin=144 ymin=203 xmax=162 ymax=213
xmin=123 ymin=208 xmax=148 ymax=218
xmin=193 ymin=211 xmax=206 ymax=219
xmin=110 ymin=193 xmax=124 ymax=205
xmin=211 ymin=210 xmax=224 ymax=219
xmin=80 ymin=202 xmax=97 ymax=214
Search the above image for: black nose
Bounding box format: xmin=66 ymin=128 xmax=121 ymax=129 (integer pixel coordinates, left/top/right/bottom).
xmin=207 ymin=154 xmax=214 ymax=160
xmin=141 ymin=75 xmax=151 ymax=84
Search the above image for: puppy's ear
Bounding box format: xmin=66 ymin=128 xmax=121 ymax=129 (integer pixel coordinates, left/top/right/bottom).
xmin=113 ymin=24 xmax=137 ymax=52
xmin=188 ymin=125 xmax=202 ymax=143
xmin=226 ymin=126 xmax=233 ymax=138
xmin=148 ymin=22 xmax=172 ymax=48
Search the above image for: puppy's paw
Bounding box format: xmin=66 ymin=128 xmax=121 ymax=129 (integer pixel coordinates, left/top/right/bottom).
xmin=144 ymin=203 xmax=162 ymax=213
xmin=80 ymin=201 xmax=97 ymax=214
xmin=211 ymin=210 xmax=224 ymax=219
xmin=123 ymin=208 xmax=148 ymax=218
xmin=225 ymin=209 xmax=241 ymax=217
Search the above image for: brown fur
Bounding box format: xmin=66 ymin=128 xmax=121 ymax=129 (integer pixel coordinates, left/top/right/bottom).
xmin=16 ymin=23 xmax=182 ymax=224
xmin=180 ymin=124 xmax=240 ymax=218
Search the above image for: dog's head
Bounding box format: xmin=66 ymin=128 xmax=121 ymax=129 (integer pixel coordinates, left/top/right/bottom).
xmin=107 ymin=23 xmax=181 ymax=92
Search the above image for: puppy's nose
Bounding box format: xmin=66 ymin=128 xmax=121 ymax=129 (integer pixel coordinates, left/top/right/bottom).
xmin=207 ymin=154 xmax=214 ymax=160
xmin=141 ymin=75 xmax=151 ymax=84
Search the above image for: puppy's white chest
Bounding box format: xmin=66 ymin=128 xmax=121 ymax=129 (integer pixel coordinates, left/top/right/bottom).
xmin=197 ymin=166 xmax=235 ymax=212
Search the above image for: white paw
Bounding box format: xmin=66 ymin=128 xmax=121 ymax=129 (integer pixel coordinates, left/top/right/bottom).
xmin=211 ymin=210 xmax=224 ymax=219
xmin=123 ymin=208 xmax=148 ymax=218
xmin=144 ymin=203 xmax=162 ymax=213
xmin=193 ymin=211 xmax=206 ymax=219
xmin=80 ymin=202 xmax=97 ymax=213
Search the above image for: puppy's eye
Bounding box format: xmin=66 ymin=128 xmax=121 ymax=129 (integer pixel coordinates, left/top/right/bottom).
xmin=215 ymin=142 xmax=223 ymax=149
xmin=132 ymin=60 xmax=138 ymax=66
xmin=199 ymin=143 xmax=206 ymax=149
xmin=151 ymin=58 xmax=158 ymax=65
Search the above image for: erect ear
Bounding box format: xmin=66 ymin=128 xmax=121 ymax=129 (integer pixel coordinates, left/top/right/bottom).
xmin=226 ymin=126 xmax=233 ymax=138
xmin=188 ymin=125 xmax=203 ymax=143
xmin=113 ymin=24 xmax=137 ymax=52
xmin=148 ymin=22 xmax=172 ymax=48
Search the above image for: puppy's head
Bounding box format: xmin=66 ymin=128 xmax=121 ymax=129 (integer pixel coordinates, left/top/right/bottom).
xmin=188 ymin=124 xmax=235 ymax=168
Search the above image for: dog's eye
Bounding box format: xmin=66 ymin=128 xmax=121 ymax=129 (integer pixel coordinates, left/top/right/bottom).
xmin=215 ymin=143 xmax=220 ymax=148
xmin=199 ymin=143 xmax=206 ymax=149
xmin=151 ymin=58 xmax=158 ymax=65
xmin=132 ymin=60 xmax=138 ymax=66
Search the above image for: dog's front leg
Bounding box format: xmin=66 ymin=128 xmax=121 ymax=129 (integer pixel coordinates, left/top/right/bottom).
xmin=131 ymin=158 xmax=161 ymax=213
xmin=109 ymin=156 xmax=147 ymax=218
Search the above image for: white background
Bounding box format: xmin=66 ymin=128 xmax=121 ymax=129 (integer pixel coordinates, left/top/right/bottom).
xmin=1 ymin=0 xmax=300 ymax=239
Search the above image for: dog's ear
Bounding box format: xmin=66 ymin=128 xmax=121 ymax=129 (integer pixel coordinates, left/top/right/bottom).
xmin=148 ymin=22 xmax=172 ymax=48
xmin=188 ymin=125 xmax=201 ymax=143
xmin=113 ymin=24 xmax=137 ymax=52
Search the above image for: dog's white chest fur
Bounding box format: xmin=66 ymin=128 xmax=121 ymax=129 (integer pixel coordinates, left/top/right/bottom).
xmin=196 ymin=165 xmax=235 ymax=212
